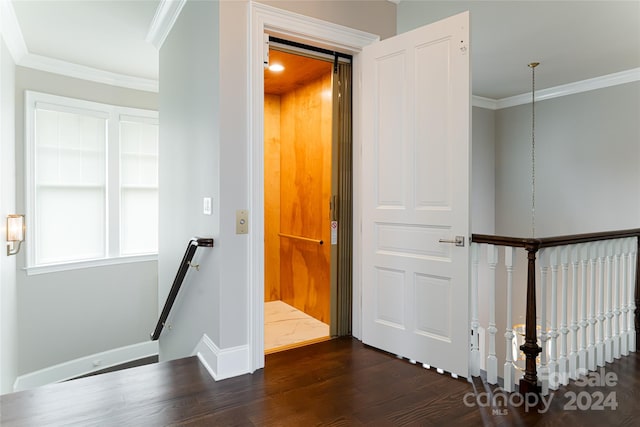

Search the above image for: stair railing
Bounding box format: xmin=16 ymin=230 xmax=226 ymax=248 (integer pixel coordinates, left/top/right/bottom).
xmin=471 ymin=228 xmax=639 ymax=395
xmin=151 ymin=237 xmax=214 ymax=341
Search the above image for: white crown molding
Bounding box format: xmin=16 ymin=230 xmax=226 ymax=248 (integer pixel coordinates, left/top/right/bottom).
xmin=472 ymin=95 xmax=498 ymax=110
xmin=19 ymin=53 xmax=159 ymax=93
xmin=2 ymin=0 xmax=158 ymax=92
xmin=13 ymin=341 xmax=158 ymax=392
xmin=0 ymin=0 xmax=28 ymax=63
xmin=146 ymin=0 xmax=187 ymax=49
xmin=494 ymin=67 xmax=640 ymax=110
xmin=254 ymin=2 xmax=380 ymax=53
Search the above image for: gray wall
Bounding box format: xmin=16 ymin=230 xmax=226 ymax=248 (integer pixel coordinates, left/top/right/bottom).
xmin=158 ymin=0 xmax=221 ymax=360
xmin=489 ymin=83 xmax=639 ymax=375
xmin=1 ymin=35 xmax=18 ymax=394
xmin=14 ymin=67 xmax=159 ymax=375
xmin=472 ymin=106 xmax=495 ymax=234
xmin=495 ymin=82 xmax=640 ymax=237
xmin=17 ymin=262 xmax=158 ymax=373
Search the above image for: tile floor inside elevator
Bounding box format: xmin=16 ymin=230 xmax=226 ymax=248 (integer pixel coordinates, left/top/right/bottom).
xmin=264 ymin=300 xmax=330 ymax=354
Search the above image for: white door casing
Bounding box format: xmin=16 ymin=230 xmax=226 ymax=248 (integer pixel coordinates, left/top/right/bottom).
xmin=360 ymin=12 xmax=471 ymax=377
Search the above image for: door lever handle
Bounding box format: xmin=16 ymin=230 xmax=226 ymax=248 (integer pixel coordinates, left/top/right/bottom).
xmin=439 ymin=236 xmax=465 ymax=247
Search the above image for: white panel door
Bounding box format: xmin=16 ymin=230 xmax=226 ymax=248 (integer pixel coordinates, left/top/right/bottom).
xmin=361 ymin=11 xmax=470 ymax=377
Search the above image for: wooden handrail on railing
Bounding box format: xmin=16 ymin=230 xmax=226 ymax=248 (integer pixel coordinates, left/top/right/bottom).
xmin=471 ymin=228 xmax=640 ymax=395
xmin=150 ymin=237 xmax=214 ymax=341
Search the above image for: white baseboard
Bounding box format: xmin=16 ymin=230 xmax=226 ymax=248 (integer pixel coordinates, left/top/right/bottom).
xmin=13 ymin=341 xmax=158 ymax=392
xmin=192 ymin=334 xmax=250 ymax=381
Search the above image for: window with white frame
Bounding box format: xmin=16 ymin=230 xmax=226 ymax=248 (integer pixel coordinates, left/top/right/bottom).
xmin=25 ymin=91 xmax=158 ymax=273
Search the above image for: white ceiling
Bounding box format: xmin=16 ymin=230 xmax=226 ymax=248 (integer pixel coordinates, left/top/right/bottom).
xmin=6 ymin=0 xmax=640 ymax=100
xmin=10 ymin=0 xmax=160 ymax=80
xmin=399 ymin=0 xmax=640 ymax=100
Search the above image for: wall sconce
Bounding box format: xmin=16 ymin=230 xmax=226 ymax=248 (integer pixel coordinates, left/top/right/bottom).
xmin=6 ymin=214 xmax=25 ymax=256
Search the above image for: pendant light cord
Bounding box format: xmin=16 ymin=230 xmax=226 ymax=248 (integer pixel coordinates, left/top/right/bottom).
xmin=529 ymin=62 xmax=539 ymax=238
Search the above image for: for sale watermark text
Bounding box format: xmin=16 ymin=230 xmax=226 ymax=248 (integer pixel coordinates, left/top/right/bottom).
xmin=463 ymin=367 xmax=620 ymax=415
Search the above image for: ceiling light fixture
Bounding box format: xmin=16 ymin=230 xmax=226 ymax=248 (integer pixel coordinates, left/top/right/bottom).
xmin=268 ymin=63 xmax=284 ymax=72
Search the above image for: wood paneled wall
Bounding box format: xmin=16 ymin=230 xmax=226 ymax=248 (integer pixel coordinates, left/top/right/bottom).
xmin=264 ymin=71 xmax=333 ymax=324
xmin=264 ymin=94 xmax=282 ymax=302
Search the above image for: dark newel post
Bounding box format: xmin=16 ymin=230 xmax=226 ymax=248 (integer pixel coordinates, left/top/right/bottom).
xmin=635 ymin=236 xmax=640 ymax=347
xmin=519 ymin=242 xmax=542 ymax=395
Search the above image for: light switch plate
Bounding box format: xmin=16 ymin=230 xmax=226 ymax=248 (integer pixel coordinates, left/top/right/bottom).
xmin=236 ymin=210 xmax=248 ymax=234
xmin=203 ymin=197 xmax=212 ymax=215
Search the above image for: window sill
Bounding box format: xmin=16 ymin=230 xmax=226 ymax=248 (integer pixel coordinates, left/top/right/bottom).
xmin=24 ymin=254 xmax=158 ymax=276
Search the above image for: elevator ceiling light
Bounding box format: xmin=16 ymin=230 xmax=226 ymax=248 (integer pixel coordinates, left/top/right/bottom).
xmin=269 ymin=63 xmax=285 ymax=72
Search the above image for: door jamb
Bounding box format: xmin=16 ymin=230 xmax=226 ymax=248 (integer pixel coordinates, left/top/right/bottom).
xmin=248 ymin=2 xmax=379 ymax=372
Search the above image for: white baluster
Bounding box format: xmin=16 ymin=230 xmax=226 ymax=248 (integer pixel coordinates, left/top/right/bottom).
xmin=579 ymin=243 xmax=589 ymax=373
xmin=487 ymin=244 xmax=498 ymax=384
xmin=620 ymin=238 xmax=630 ymax=356
xmin=503 ymin=246 xmax=516 ymax=392
xmin=548 ymin=247 xmax=559 ymax=390
xmin=470 ymin=242 xmax=480 ymax=376
xmin=559 ymin=245 xmax=570 ymax=385
xmin=631 ymin=236 xmax=637 ymax=353
xmin=612 ymin=239 xmax=622 ymax=360
xmin=569 ymin=244 xmax=580 ymax=380
xmin=604 ymin=240 xmax=614 ymax=363
xmin=538 ymin=248 xmax=550 ymax=396
xmin=588 ymin=242 xmax=597 ymax=371
xmin=597 ymin=241 xmax=606 ymax=367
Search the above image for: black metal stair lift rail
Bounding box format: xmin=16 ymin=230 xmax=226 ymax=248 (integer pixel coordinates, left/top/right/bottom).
xmin=151 ymin=237 xmax=214 ymax=341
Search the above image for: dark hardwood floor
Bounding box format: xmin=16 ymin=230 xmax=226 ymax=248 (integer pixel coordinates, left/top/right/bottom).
xmin=1 ymin=337 xmax=638 ymax=426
